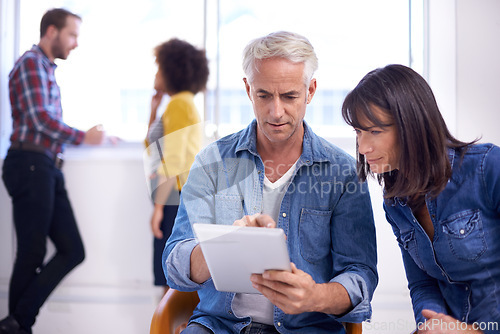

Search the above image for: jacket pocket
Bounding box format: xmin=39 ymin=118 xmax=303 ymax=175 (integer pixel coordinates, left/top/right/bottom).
xmin=441 ymin=209 xmax=486 ymax=261
xmin=214 ymin=194 xmax=244 ymax=225
xmin=397 ymin=229 xmax=425 ymax=270
xmin=299 ymin=208 xmax=332 ymax=263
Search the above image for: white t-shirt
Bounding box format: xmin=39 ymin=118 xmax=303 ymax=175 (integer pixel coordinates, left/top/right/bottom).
xmin=232 ymin=161 xmax=297 ymax=324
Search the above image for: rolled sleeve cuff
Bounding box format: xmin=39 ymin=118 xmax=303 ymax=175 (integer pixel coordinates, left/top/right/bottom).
xmin=165 ymin=238 xmax=209 ymax=291
xmin=331 ymin=272 xmax=372 ymax=323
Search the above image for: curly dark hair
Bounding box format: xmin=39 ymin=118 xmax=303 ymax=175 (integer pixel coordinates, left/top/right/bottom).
xmin=154 ymin=38 xmax=209 ymax=95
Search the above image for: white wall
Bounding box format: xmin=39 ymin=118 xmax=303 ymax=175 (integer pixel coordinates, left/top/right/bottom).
xmin=0 ymin=144 xmax=155 ymax=290
xmin=455 ymin=0 xmax=500 ymax=145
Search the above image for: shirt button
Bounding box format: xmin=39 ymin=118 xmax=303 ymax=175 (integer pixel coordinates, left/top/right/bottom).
xmin=282 ymin=213 xmax=286 ymax=218
xmin=465 ymin=286 xmax=469 ymax=291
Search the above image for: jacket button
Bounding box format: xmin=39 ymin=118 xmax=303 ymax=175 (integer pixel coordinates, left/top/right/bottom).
xmin=282 ymin=213 xmax=286 ymax=218
xmin=277 ymin=322 xmax=281 ymax=327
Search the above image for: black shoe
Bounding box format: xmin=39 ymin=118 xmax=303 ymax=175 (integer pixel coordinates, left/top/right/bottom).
xmin=0 ymin=316 xmax=20 ymax=334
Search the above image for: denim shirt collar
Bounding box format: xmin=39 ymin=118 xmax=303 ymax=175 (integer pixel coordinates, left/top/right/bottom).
xmin=234 ymin=119 xmax=331 ymax=168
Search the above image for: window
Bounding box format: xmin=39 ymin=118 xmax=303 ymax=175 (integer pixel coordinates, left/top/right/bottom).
xmin=17 ymin=0 xmax=205 ymax=142
xmin=207 ymin=0 xmax=416 ymax=138
xmin=7 ymin=0 xmax=422 ymax=143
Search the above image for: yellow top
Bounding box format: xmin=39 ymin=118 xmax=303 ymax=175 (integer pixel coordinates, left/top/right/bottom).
xmin=146 ymin=91 xmax=202 ymax=191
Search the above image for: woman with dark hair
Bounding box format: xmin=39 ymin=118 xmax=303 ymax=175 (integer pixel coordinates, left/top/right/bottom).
xmin=342 ymin=64 xmax=500 ymax=333
xmin=144 ymin=38 xmax=209 ymax=295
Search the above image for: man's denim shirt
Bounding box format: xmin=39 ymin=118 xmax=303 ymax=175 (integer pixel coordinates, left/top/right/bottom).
xmin=384 ymin=143 xmax=500 ymax=333
xmin=163 ymin=121 xmax=378 ymax=333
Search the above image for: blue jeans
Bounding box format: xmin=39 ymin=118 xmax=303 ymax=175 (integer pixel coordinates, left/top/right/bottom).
xmin=2 ymin=150 xmax=85 ymax=332
xmin=182 ymin=322 xmax=279 ymax=334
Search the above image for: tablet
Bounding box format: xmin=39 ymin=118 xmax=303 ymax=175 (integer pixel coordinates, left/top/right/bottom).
xmin=192 ymin=223 xmax=291 ymax=294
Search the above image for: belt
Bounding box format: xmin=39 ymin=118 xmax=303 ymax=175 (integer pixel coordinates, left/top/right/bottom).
xmin=9 ymin=141 xmax=64 ymax=169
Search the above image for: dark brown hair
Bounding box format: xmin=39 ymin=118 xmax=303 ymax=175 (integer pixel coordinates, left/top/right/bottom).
xmin=154 ymin=38 xmax=209 ymax=95
xmin=342 ymin=64 xmax=476 ymax=209
xmin=40 ymin=8 xmax=81 ymax=38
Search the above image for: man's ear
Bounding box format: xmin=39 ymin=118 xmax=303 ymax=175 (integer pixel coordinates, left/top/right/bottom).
xmin=45 ymin=25 xmax=59 ymax=39
xmin=306 ymin=78 xmax=317 ymax=104
xmin=243 ymin=78 xmax=252 ymax=101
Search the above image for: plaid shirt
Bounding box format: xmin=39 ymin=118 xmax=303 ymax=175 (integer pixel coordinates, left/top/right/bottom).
xmin=8 ymin=45 xmax=85 ymax=154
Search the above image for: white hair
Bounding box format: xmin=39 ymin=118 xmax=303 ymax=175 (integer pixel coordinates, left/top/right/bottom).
xmin=242 ymin=31 xmax=318 ymax=85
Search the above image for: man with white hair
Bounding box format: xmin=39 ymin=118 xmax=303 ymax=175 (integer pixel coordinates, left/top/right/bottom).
xmin=164 ymin=31 xmax=378 ymax=333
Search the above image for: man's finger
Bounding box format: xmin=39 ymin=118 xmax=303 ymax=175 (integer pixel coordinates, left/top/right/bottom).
xmin=421 ymin=309 xmax=438 ymax=319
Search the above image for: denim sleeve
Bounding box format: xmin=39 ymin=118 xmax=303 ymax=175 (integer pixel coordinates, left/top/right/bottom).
xmin=483 ymin=144 xmax=500 ymax=215
xmin=328 ymin=175 xmax=378 ymax=323
xmin=330 ymin=272 xmax=370 ymax=323
xmin=163 ymin=150 xmax=218 ymax=290
xmin=386 ymin=213 xmax=448 ymax=325
xmin=164 ymin=238 xmax=210 ymax=290
xmin=482 ymin=145 xmax=500 ymax=323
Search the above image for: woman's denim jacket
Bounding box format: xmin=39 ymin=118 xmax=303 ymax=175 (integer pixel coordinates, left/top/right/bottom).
xmin=384 ymin=143 xmax=500 ymax=333
xmin=164 ymin=120 xmax=378 ymax=333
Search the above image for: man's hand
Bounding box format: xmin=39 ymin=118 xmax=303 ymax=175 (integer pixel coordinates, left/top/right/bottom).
xmin=250 ymin=263 xmax=317 ymax=314
xmin=250 ymin=263 xmax=352 ymax=315
xmin=233 ymin=213 xmax=276 ymax=228
xmin=418 ymin=309 xmax=483 ymax=333
xmin=83 ymin=124 xmax=105 ymax=145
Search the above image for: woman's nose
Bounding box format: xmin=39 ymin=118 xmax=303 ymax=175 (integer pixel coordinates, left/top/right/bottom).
xmin=357 ymin=134 xmax=373 ymax=155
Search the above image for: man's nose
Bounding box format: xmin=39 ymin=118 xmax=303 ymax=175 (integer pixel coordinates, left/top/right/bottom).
xmin=270 ymin=97 xmax=285 ymax=118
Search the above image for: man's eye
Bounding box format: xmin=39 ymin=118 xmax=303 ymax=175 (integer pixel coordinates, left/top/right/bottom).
xmin=257 ymin=95 xmax=269 ymax=99
xmin=371 ymin=130 xmax=382 ymax=135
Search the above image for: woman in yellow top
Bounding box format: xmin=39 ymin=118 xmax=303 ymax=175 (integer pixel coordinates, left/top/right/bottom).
xmin=145 ymin=38 xmax=209 ymax=294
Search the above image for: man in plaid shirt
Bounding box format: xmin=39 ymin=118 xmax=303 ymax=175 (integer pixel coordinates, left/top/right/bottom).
xmin=1 ymin=8 xmax=105 ymax=334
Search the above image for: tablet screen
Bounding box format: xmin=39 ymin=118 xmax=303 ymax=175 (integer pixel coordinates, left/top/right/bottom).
xmin=192 ymin=223 xmax=291 ymax=294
